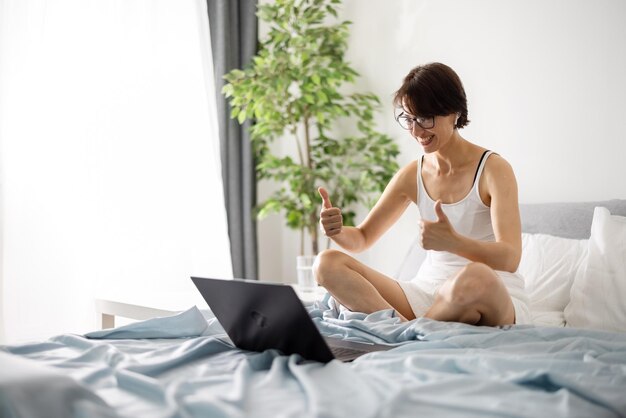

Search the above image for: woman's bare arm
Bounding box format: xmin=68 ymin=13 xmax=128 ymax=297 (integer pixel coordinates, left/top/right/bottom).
xmin=319 ymin=161 xmax=417 ymax=253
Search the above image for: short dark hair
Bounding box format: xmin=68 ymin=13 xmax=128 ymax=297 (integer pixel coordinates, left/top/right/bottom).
xmin=393 ymin=62 xmax=470 ymax=129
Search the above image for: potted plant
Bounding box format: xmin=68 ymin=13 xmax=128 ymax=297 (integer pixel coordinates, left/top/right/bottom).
xmin=222 ymin=0 xmax=399 ymax=261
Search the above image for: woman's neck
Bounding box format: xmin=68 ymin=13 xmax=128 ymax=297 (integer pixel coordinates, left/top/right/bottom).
xmin=427 ymin=131 xmax=472 ymax=174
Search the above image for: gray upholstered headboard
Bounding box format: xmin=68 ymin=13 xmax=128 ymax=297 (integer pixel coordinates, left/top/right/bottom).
xmin=519 ymin=199 xmax=626 ymax=239
xmin=395 ymin=199 xmax=626 ymax=281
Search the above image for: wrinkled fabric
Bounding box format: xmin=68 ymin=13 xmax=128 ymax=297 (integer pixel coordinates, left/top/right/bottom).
xmin=1 ymin=296 xmax=625 ymax=418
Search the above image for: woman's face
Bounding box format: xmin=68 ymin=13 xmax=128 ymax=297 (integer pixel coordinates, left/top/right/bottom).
xmin=404 ymin=110 xmax=457 ymax=153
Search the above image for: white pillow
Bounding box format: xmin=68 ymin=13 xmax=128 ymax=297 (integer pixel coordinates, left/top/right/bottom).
xmin=519 ymin=233 xmax=588 ymax=327
xmin=564 ymin=207 xmax=626 ymax=332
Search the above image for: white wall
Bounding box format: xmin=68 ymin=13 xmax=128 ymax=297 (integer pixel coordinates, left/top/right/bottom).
xmin=258 ymin=0 xmax=626 ymax=283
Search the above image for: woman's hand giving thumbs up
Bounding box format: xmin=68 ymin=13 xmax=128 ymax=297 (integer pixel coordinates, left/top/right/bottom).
xmin=318 ymin=187 xmax=343 ymax=237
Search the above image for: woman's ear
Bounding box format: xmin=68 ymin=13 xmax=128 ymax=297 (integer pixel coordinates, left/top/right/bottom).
xmin=454 ymin=113 xmax=460 ymax=127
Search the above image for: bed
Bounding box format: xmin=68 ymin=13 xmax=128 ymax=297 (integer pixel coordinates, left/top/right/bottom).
xmin=2 ymin=200 xmax=626 ymax=418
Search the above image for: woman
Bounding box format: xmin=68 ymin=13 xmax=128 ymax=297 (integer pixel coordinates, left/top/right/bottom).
xmin=315 ymin=62 xmax=530 ymax=325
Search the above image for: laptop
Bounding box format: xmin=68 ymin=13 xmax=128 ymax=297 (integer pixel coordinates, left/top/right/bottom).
xmin=190 ymin=276 xmax=393 ymax=363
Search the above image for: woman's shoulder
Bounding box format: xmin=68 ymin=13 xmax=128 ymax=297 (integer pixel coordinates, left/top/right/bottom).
xmin=396 ymin=159 xmax=418 ymax=177
xmin=481 ymin=151 xmax=517 ymax=191
xmin=484 ymin=151 xmax=514 ymax=173
xmin=476 ymin=151 xmax=518 ymax=205
xmin=388 ymin=160 xmax=418 ymax=202
xmin=393 ymin=160 xmax=418 ymax=187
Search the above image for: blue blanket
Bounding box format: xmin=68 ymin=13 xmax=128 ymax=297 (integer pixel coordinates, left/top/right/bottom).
xmin=2 ymin=296 xmax=626 ymax=418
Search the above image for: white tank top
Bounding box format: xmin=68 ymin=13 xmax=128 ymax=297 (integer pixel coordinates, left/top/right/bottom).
xmin=415 ymin=150 xmax=496 ymax=289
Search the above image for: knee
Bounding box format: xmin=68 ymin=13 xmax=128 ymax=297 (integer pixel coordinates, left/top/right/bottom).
xmin=313 ymin=249 xmax=347 ymax=287
xmin=446 ymin=262 xmax=499 ymax=305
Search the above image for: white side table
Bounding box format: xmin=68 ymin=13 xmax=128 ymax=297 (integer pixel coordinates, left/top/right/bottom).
xmin=95 ymin=291 xmax=207 ymax=329
xmin=95 ymin=285 xmax=326 ymax=329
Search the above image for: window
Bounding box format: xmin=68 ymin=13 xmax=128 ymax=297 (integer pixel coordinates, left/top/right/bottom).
xmin=0 ymin=0 xmax=232 ymax=343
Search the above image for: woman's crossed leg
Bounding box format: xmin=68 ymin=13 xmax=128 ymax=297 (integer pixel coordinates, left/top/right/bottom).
xmin=314 ymin=249 xmax=516 ymax=326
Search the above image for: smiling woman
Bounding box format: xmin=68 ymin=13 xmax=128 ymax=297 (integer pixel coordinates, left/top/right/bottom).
xmin=0 ymin=0 xmax=232 ymax=343
xmin=315 ymin=62 xmax=529 ymax=326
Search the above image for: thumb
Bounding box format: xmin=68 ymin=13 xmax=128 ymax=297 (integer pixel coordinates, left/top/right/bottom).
xmin=318 ymin=187 xmax=332 ymax=209
xmin=434 ymin=200 xmax=448 ymax=222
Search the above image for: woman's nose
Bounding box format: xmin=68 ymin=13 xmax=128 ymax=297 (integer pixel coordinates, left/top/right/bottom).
xmin=411 ymin=123 xmax=425 ymax=136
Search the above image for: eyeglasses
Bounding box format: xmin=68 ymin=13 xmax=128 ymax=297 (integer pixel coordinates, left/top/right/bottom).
xmin=394 ymin=109 xmax=435 ymax=130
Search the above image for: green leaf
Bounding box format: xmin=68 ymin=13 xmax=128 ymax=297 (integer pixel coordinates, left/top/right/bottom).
xmin=316 ymin=90 xmax=328 ymax=103
xmin=287 ymin=210 xmax=303 ymax=228
xmin=300 ymin=193 xmax=312 ymax=208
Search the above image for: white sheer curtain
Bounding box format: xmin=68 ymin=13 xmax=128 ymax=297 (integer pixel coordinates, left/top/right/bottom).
xmin=0 ymin=0 xmax=232 ymax=344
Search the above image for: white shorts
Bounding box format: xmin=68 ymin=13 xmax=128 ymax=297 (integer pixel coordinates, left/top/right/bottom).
xmin=397 ymin=271 xmax=532 ymax=325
